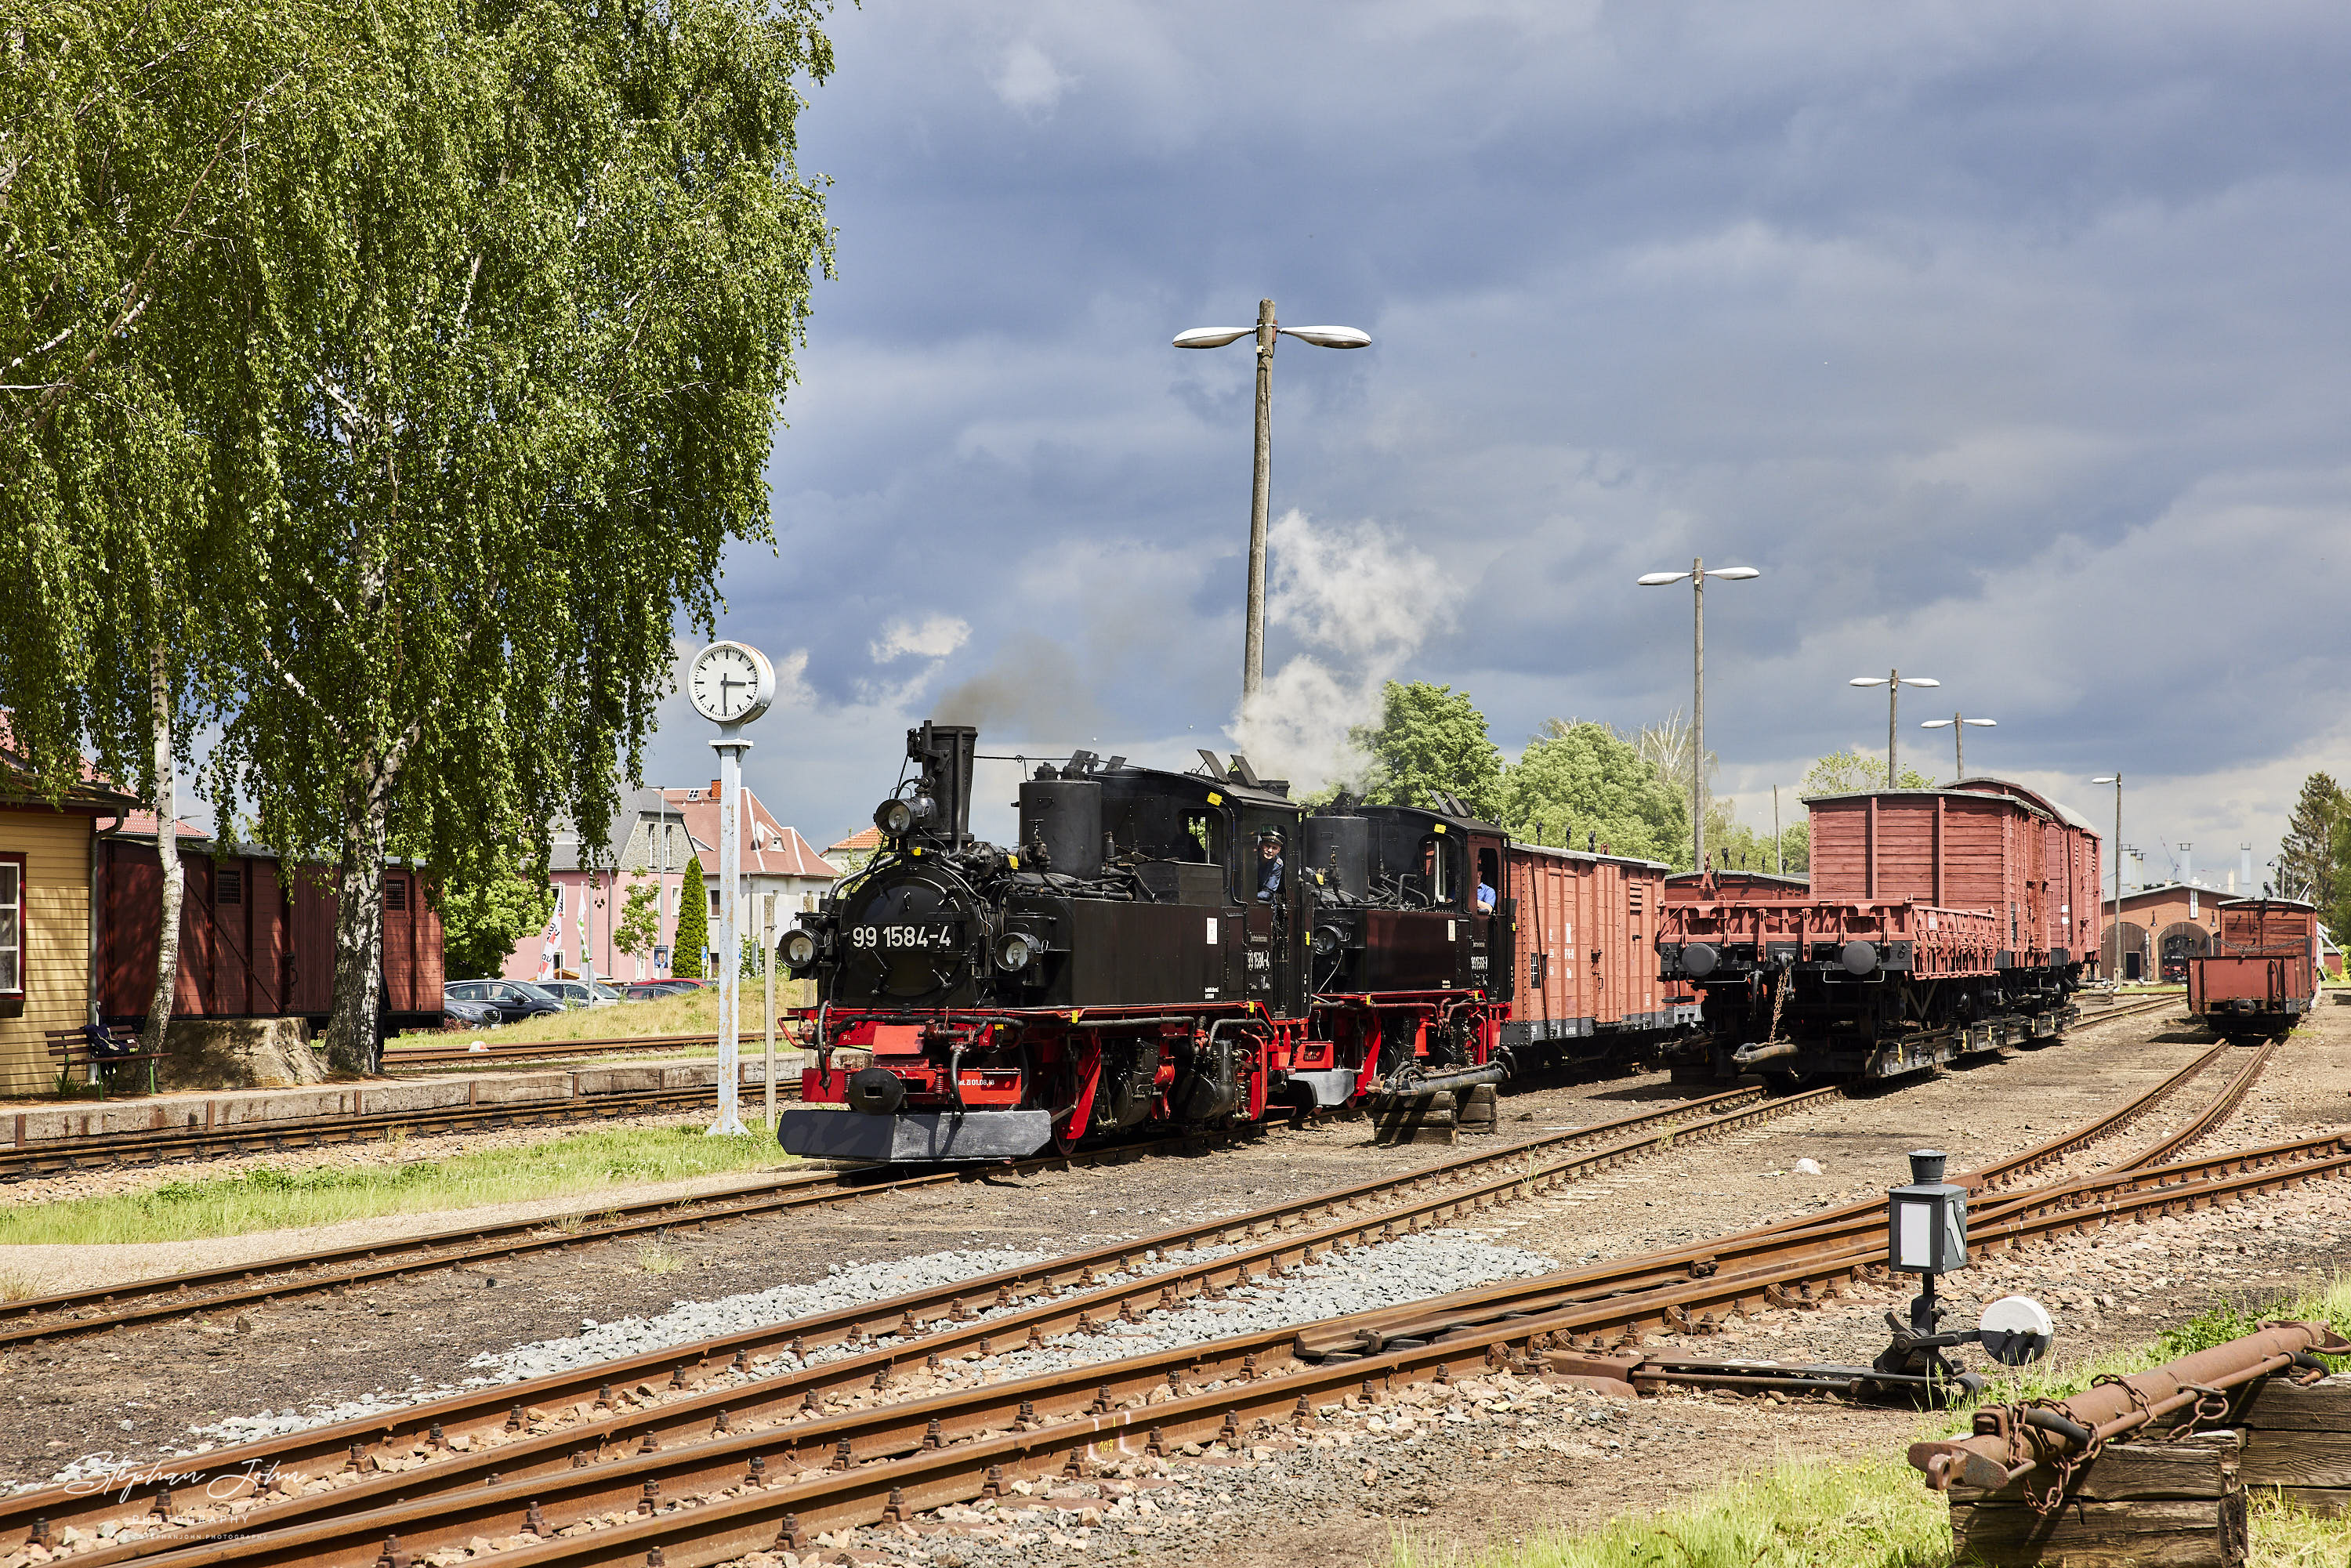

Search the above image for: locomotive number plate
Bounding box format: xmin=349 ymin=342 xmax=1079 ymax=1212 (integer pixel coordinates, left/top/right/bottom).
xmin=1469 ymin=955 xmax=1488 ymax=972
xmin=1246 ymin=949 xmax=1270 ymax=971
xmin=849 ymin=922 xmax=959 ymax=951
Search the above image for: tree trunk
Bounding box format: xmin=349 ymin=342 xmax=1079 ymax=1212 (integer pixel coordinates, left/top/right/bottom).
xmin=139 ymin=646 xmax=183 ymax=1059
xmin=322 ymin=770 xmax=390 ymax=1074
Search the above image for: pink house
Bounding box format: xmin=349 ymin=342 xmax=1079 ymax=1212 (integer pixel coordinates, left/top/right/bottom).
xmin=495 ymin=784 xmax=838 ymax=983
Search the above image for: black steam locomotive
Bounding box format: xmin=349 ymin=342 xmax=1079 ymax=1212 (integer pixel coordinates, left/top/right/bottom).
xmin=776 ymin=722 xmax=1513 ymax=1161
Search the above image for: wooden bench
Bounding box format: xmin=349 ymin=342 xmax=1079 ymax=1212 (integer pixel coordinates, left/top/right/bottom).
xmin=43 ymin=1025 xmax=165 ymax=1096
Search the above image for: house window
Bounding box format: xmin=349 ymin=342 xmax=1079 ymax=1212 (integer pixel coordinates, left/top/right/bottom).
xmin=0 ymin=854 xmax=21 ymax=997
xmin=217 ymin=867 xmax=244 ymax=905
xmin=385 ymin=876 xmax=408 ymax=911
xmin=708 ymin=889 xmax=720 ymax=916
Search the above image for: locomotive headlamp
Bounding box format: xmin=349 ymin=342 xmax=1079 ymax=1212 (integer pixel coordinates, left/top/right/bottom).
xmin=1312 ymin=925 xmax=1342 ymax=958
xmin=994 ymin=931 xmax=1036 ymax=972
xmin=1888 ymin=1149 xmax=1968 ymax=1275
xmin=875 ymin=795 xmax=935 ymax=838
xmin=783 ymin=930 xmax=817 ymax=969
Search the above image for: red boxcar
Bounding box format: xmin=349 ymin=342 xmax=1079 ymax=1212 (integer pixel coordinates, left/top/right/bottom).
xmin=96 ymin=833 xmax=444 ymax=1033
xmin=2188 ymin=898 xmax=2319 ymax=1041
xmin=1502 ymin=845 xmax=1700 ymax=1063
xmin=1659 ymin=780 xmax=2096 ymax=1083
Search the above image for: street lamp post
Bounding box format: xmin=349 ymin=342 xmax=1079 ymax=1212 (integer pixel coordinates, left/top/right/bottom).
xmin=2092 ymin=775 xmax=2123 ymax=983
xmin=1849 ymin=670 xmax=1941 ymax=784
xmin=1919 ymin=712 xmax=1997 ymax=778
xmin=1637 ymin=559 xmax=1761 ymax=871
xmin=1175 ymin=302 xmax=1371 ymax=708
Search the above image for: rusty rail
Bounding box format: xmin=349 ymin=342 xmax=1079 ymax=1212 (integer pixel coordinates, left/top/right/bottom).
xmin=1909 ymin=1320 xmax=2351 ymax=1491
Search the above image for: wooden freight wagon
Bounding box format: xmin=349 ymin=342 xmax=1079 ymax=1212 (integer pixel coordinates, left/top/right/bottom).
xmin=1501 ymin=844 xmax=1701 ymax=1070
xmin=1659 ymin=779 xmax=2095 ymax=1085
xmin=1807 ymin=783 xmax=2099 ymax=971
xmin=96 ymin=832 xmax=445 ymax=1035
xmin=2189 ymin=898 xmax=2319 ymax=1041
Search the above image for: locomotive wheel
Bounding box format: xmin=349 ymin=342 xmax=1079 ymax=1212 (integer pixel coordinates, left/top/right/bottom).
xmin=1049 ymin=1119 xmax=1082 ymax=1157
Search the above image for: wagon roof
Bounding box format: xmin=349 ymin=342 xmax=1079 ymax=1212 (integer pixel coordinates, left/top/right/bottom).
xmin=1801 ymin=784 xmax=2059 ymax=824
xmin=2217 ymin=896 xmax=2318 ymax=912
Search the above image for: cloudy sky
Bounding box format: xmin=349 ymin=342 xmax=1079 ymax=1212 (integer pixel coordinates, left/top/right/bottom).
xmin=638 ymin=0 xmax=2350 ymax=890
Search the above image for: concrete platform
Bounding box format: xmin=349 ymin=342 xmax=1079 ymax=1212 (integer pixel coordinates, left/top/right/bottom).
xmin=2 ymin=1055 xmax=806 ymax=1149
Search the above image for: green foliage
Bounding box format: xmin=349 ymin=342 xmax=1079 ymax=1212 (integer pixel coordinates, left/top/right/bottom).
xmin=1802 ymin=748 xmax=1936 ymax=795
xmin=614 ymin=882 xmax=664 ymax=970
xmin=433 ymin=854 xmax=553 ymax=980
xmin=1708 ymin=813 xmax=1809 ymax=875
xmin=1500 ymin=722 xmax=1689 ymax=866
xmin=2280 ymin=772 xmax=2346 ymax=908
xmin=1355 ymin=682 xmax=1505 ymax=819
xmin=0 ymin=0 xmax=253 ymax=801
xmin=674 ymin=856 xmax=710 ymax=979
xmin=123 ymin=0 xmax=836 ymax=1064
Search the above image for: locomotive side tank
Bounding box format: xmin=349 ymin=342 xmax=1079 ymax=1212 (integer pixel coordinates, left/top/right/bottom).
xmin=2188 ymin=897 xmax=2320 ymax=1041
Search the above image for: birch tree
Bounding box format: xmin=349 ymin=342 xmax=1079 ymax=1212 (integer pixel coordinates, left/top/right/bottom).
xmin=198 ymin=0 xmax=834 ymax=1070
xmin=0 ymin=0 xmax=260 ymax=1048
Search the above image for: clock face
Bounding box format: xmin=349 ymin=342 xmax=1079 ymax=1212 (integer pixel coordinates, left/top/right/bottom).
xmin=688 ymin=642 xmax=775 ymax=725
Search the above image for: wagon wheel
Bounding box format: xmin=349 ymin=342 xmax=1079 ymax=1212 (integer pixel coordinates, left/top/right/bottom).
xmin=1762 ymin=1066 xmax=1824 ymax=1092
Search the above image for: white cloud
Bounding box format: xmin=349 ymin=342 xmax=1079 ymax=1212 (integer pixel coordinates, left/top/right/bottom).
xmin=868 ymin=614 xmax=972 ymax=663
xmin=990 ymin=41 xmax=1071 ymax=115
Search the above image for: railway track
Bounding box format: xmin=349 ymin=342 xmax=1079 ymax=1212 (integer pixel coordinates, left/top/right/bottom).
xmin=0 ymin=1000 xmax=2246 ymax=1559
xmin=385 ymin=1034 xmax=734 ymax=1067
xmin=0 ymin=990 xmax=2197 ymax=1344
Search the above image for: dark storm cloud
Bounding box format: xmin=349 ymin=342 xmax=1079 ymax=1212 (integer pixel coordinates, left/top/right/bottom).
xmin=654 ymin=0 xmax=2351 ymax=868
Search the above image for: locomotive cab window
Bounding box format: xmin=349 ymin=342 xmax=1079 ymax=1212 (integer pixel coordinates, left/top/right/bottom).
xmin=1476 ymin=848 xmax=1499 ymax=913
xmin=1413 ymin=835 xmax=1457 ymax=907
xmin=1182 ymin=809 xmax=1226 ymax=866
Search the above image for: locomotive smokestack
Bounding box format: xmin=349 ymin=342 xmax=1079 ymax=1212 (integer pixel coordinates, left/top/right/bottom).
xmin=907 ymin=721 xmax=980 ymax=849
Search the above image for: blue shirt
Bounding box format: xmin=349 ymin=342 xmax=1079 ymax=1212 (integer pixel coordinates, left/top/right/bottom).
xmin=1476 ymin=882 xmax=1496 ymax=911
xmin=1257 ymin=855 xmax=1284 ymax=901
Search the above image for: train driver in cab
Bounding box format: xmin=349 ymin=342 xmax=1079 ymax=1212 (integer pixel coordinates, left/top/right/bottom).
xmin=1255 ymin=831 xmax=1284 ymax=902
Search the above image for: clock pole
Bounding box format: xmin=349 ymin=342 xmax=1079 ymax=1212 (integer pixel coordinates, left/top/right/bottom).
xmin=709 ymin=726 xmax=752 ymax=1136
xmin=688 ymin=639 xmax=774 ymax=1140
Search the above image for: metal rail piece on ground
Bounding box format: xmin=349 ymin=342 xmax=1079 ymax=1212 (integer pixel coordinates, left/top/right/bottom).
xmin=1908 ymin=1322 xmax=2351 ymax=1493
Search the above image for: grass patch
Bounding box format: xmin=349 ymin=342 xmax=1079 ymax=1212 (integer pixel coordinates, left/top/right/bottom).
xmin=1393 ymin=1458 xmax=1950 ymax=1568
xmin=0 ymin=1127 xmax=795 ymax=1245
xmin=633 ymin=1243 xmax=687 ymax=1275
xmin=1406 ymin=1279 xmax=2351 ymax=1568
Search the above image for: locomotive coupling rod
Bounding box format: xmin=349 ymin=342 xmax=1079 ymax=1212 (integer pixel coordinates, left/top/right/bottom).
xmin=1907 ymin=1321 xmax=2350 ymax=1491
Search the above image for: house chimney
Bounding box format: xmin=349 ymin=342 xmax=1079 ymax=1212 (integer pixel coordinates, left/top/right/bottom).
xmin=709 ymin=778 xmax=723 ymax=798
xmin=2180 ymin=842 xmax=2191 ymax=887
xmin=2241 ymin=843 xmax=2254 ymax=898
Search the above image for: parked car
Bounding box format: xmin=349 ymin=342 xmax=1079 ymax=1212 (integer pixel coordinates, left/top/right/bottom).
xmin=538 ymin=979 xmax=624 ymax=1009
xmin=443 ymin=979 xmax=565 ymax=1025
xmin=442 ymin=995 xmax=501 ymax=1029
xmin=624 ymin=979 xmax=705 ymax=1001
